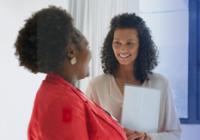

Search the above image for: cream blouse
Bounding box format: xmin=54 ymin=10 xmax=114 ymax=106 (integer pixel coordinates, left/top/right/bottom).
xmin=85 ymin=73 xmax=182 ymax=140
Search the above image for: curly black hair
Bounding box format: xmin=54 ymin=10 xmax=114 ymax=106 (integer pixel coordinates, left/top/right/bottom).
xmin=101 ymin=13 xmax=159 ymax=83
xmin=14 ymin=6 xmax=81 ymax=74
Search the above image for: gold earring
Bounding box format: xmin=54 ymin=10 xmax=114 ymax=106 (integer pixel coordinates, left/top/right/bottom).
xmin=70 ymin=57 xmax=76 ymax=65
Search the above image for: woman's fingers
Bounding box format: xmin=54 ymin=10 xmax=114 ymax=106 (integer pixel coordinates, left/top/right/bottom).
xmin=137 ymin=132 xmax=145 ymax=140
xmin=123 ymin=127 xmax=137 ymax=137
xmin=127 ymin=133 xmax=144 ymax=140
xmin=134 ymin=130 xmax=139 ymax=133
xmin=144 ymin=133 xmax=148 ymax=140
xmin=144 ymin=132 xmax=151 ymax=140
xmin=123 ymin=128 xmax=149 ymax=140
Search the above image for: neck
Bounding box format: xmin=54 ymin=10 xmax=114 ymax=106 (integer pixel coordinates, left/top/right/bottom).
xmin=115 ymin=63 xmax=135 ymax=80
xmin=55 ymin=59 xmax=78 ymax=88
xmin=56 ymin=71 xmax=77 ymax=88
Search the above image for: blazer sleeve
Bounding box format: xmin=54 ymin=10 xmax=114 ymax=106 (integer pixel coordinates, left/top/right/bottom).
xmin=40 ymin=96 xmax=89 ymax=140
xmin=149 ymin=80 xmax=182 ymax=140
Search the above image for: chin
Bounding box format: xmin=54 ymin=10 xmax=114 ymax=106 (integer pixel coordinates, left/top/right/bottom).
xmin=79 ymin=71 xmax=90 ymax=80
xmin=118 ymin=61 xmax=132 ymax=66
xmin=86 ymin=71 xmax=90 ymax=77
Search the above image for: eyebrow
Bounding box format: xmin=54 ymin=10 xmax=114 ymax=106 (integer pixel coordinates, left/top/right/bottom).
xmin=127 ymin=39 xmax=135 ymax=41
xmin=114 ymin=38 xmax=135 ymax=41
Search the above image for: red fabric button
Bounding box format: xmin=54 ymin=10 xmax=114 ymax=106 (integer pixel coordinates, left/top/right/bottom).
xmin=62 ymin=109 xmax=72 ymax=122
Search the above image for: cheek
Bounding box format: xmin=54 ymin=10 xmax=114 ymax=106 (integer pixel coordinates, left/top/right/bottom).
xmin=130 ymin=45 xmax=139 ymax=53
xmin=83 ymin=50 xmax=91 ymax=67
xmin=88 ymin=50 xmax=92 ymax=61
xmin=135 ymin=45 xmax=139 ymax=54
xmin=112 ymin=44 xmax=118 ymax=55
xmin=131 ymin=47 xmax=139 ymax=59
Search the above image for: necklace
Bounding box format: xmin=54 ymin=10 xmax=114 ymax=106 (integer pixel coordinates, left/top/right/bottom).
xmin=115 ymin=74 xmax=137 ymax=85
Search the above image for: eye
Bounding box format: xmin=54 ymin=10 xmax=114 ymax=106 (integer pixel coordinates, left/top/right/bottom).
xmin=127 ymin=42 xmax=134 ymax=45
xmin=114 ymin=41 xmax=121 ymax=45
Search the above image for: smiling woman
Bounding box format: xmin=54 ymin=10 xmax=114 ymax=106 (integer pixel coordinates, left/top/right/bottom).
xmin=112 ymin=28 xmax=142 ymax=90
xmin=85 ymin=13 xmax=182 ymax=140
xmin=101 ymin=13 xmax=159 ymax=84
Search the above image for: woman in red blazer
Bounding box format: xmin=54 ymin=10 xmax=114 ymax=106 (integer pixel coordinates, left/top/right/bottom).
xmin=14 ymin=6 xmax=144 ymax=140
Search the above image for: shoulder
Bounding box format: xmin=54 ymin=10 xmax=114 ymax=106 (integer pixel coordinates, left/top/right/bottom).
xmin=49 ymin=95 xmax=84 ymax=109
xmin=38 ymin=84 xmax=85 ymax=111
xmin=85 ymin=73 xmax=110 ymax=98
xmin=148 ymin=72 xmax=169 ymax=89
xmin=88 ymin=73 xmax=110 ymax=87
xmin=149 ymin=72 xmax=168 ymax=82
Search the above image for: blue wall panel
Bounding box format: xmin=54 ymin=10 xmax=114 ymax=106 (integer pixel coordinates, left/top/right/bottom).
xmin=181 ymin=0 xmax=200 ymax=124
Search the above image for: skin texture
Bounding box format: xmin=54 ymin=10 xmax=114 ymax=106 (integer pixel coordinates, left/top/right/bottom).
xmin=112 ymin=28 xmax=142 ymax=95
xmin=57 ymin=36 xmax=91 ymax=87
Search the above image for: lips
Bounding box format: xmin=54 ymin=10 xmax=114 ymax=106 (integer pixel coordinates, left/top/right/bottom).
xmin=119 ymin=54 xmax=131 ymax=59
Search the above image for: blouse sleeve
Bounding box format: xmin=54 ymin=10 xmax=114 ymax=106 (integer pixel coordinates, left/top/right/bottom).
xmin=85 ymin=81 xmax=94 ymax=100
xmin=149 ymin=80 xmax=182 ymax=140
xmin=40 ymin=97 xmax=89 ymax=140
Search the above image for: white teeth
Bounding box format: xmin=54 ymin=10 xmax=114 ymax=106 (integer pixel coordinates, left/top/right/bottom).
xmin=119 ymin=54 xmax=130 ymax=58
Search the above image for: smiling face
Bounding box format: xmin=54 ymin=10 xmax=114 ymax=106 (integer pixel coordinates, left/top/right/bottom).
xmin=112 ymin=28 xmax=139 ymax=66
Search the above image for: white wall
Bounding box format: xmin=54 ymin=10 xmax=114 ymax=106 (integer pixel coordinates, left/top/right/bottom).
xmin=0 ymin=1 xmax=68 ymax=140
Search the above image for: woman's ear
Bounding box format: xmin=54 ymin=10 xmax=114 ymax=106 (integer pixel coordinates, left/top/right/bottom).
xmin=66 ymin=45 xmax=75 ymax=59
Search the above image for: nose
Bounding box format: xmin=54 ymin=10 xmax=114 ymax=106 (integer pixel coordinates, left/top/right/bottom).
xmin=120 ymin=44 xmax=127 ymax=52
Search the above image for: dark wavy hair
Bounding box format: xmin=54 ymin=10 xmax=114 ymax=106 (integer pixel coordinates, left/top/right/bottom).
xmin=14 ymin=6 xmax=82 ymax=74
xmin=101 ymin=13 xmax=159 ymax=83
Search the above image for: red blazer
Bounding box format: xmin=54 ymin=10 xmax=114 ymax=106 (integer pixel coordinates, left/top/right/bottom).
xmin=28 ymin=73 xmax=127 ymax=140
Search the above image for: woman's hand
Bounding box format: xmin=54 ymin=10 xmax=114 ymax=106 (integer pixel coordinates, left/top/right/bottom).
xmin=124 ymin=128 xmax=152 ymax=140
xmin=124 ymin=128 xmax=143 ymax=140
xmin=144 ymin=132 xmax=151 ymax=140
xmin=127 ymin=132 xmax=144 ymax=140
xmin=124 ymin=128 xmax=141 ymax=137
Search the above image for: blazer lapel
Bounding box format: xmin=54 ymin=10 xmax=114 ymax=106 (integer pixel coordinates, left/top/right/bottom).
xmin=74 ymin=88 xmax=126 ymax=140
xmin=48 ymin=73 xmax=126 ymax=140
